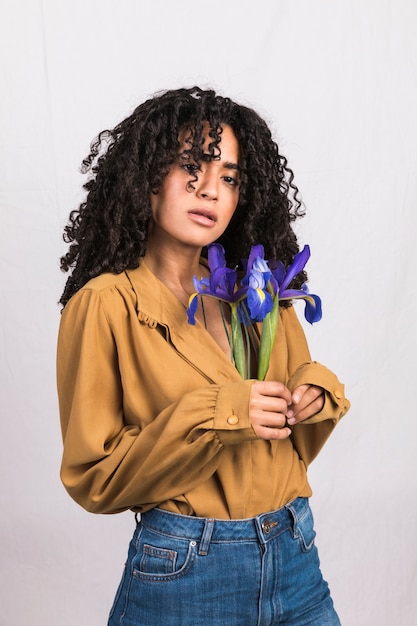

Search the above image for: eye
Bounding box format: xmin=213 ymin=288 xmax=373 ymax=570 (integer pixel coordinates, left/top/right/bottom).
xmin=182 ymin=163 xmax=200 ymax=175
xmin=223 ymin=175 xmax=240 ymax=188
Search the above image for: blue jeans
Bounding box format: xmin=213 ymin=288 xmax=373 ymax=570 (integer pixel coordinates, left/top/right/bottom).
xmin=108 ymin=498 xmax=340 ymax=625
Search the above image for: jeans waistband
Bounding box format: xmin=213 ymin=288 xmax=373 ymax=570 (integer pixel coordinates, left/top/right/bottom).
xmin=140 ymin=497 xmax=308 ymax=550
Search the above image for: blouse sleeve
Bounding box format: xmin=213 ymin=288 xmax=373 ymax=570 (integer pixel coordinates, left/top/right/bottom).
xmin=57 ymin=288 xmax=257 ymax=515
xmin=279 ymin=306 xmax=351 ymax=465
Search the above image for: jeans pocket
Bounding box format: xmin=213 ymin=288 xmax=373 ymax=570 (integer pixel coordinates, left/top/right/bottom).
xmin=140 ymin=544 xmax=178 ymax=574
xmin=292 ymin=503 xmax=316 ymax=553
xmin=132 ymin=526 xmax=197 ymax=582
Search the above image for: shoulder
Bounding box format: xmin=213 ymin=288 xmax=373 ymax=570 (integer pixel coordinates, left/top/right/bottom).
xmin=61 ymin=270 xmax=136 ymax=324
xmin=61 ymin=263 xmax=160 ymax=326
xmin=80 ymin=271 xmax=132 ymax=293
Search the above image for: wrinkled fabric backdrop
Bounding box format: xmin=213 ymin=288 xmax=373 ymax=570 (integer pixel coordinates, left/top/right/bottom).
xmin=1 ymin=1 xmax=416 ymax=624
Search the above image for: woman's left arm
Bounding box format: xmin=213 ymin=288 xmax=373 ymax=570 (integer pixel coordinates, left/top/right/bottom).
xmin=276 ymin=306 xmax=351 ymax=465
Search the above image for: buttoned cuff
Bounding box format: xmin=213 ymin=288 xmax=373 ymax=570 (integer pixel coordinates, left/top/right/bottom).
xmin=287 ymin=361 xmax=350 ymax=424
xmin=213 ymin=380 xmax=258 ymax=445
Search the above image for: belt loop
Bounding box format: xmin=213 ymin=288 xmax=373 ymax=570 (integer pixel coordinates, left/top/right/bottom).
xmin=199 ymin=519 xmax=215 ymax=556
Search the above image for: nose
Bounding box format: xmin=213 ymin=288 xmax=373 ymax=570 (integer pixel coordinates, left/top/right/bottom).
xmin=195 ymin=166 xmax=218 ymax=201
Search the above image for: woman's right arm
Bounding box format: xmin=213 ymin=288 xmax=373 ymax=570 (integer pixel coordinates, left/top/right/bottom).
xmin=57 ymin=288 xmax=259 ymax=515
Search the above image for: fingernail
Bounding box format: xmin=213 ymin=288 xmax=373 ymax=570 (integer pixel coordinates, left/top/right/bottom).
xmin=287 ymin=417 xmax=296 ymax=425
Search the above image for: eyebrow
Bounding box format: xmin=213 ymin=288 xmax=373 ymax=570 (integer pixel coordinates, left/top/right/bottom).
xmin=198 ymin=153 xmax=241 ymax=173
xmin=223 ymin=162 xmax=241 ymax=173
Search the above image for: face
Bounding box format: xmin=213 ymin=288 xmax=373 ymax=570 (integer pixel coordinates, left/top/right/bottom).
xmin=149 ymin=124 xmax=240 ymax=252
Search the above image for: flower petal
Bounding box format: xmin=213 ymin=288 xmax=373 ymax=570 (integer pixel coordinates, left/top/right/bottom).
xmin=207 ymin=243 xmax=226 ymax=272
xmin=209 ymin=267 xmax=238 ymax=301
xmin=252 ymin=256 xmax=270 ymax=275
xmin=245 ymin=244 xmax=265 ymax=272
xmin=279 ymin=245 xmax=310 ymax=292
xmin=270 ymin=260 xmax=286 ymax=288
xmin=279 ymin=291 xmax=322 ymax=324
xmin=279 ymin=288 xmax=309 ymax=300
xmin=247 ymin=270 xmax=267 ymax=290
xmin=247 ymin=288 xmax=273 ymax=322
xmin=187 ymin=293 xmax=199 ymax=325
xmin=192 ymin=276 xmax=210 ymax=293
xmin=302 ymin=293 xmax=322 ymax=324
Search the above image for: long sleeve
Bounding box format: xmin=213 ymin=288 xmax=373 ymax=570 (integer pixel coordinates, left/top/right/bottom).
xmin=268 ymin=305 xmax=350 ymax=465
xmin=57 ymin=285 xmax=257 ymax=514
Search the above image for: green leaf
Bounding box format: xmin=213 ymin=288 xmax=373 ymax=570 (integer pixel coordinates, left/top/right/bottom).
xmin=257 ymin=296 xmax=279 ymax=380
xmin=231 ymin=305 xmax=246 ymax=378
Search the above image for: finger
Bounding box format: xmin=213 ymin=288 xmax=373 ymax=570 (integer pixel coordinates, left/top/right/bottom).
xmin=250 ymin=394 xmax=289 ymax=416
xmin=291 ymin=384 xmax=311 ymax=405
xmin=291 ymin=385 xmax=323 ymax=412
xmin=252 ymin=380 xmax=292 ymax=403
xmin=287 ymin=392 xmax=325 ymax=424
xmin=290 ymin=398 xmax=324 ymax=423
xmin=253 ymin=424 xmax=293 ymax=440
xmin=251 ymin=410 xmax=287 ymax=430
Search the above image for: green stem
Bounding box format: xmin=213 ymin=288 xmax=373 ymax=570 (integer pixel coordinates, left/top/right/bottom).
xmin=231 ymin=304 xmax=246 ymax=378
xmin=257 ymin=295 xmax=279 ymax=380
xmin=242 ymin=320 xmax=251 ymax=379
xmin=239 ymin=301 xmax=261 ymax=378
xmin=219 ymin=301 xmax=233 ymax=362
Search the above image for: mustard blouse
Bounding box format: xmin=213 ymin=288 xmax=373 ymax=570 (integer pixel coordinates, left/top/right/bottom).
xmin=57 ymin=261 xmax=350 ymax=519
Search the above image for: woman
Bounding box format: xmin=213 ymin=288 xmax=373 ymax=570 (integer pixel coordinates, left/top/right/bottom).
xmin=57 ymin=87 xmax=350 ymax=625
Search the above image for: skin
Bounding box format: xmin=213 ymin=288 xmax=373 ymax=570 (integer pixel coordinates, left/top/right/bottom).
xmin=145 ymin=124 xmax=324 ymax=442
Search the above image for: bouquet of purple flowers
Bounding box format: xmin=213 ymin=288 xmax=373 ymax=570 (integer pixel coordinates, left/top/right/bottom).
xmin=187 ymin=243 xmax=322 ymax=380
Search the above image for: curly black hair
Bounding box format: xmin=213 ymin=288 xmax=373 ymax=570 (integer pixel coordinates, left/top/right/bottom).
xmin=59 ymin=86 xmax=306 ymax=307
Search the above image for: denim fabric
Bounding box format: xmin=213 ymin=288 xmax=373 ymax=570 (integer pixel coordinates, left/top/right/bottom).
xmin=108 ymin=498 xmax=340 ymax=625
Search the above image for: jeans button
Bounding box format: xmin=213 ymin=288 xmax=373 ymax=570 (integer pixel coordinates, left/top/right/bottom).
xmin=262 ymin=520 xmax=278 ymax=534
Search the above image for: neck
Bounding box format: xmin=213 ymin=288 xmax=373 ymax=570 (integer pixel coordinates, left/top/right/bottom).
xmin=144 ymin=241 xmax=207 ymax=298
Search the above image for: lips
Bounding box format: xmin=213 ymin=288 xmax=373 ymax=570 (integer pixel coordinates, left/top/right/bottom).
xmin=188 ymin=209 xmax=217 ymax=226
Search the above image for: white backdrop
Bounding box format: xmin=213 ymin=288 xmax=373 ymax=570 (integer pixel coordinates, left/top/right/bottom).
xmin=1 ymin=1 xmax=416 ymax=624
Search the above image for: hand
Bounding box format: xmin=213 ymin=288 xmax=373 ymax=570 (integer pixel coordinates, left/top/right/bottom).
xmin=286 ymin=384 xmax=324 ymax=425
xmin=249 ymin=381 xmax=293 ymax=440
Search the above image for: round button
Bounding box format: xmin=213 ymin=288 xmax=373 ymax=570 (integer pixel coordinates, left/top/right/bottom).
xmin=227 ymin=415 xmax=239 ymax=425
xmin=334 ymin=389 xmax=342 ymax=399
xmin=262 ymin=520 xmax=278 ymax=534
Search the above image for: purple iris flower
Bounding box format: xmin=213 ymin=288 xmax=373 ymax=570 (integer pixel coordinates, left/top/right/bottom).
xmin=187 ymin=243 xmax=248 ymax=325
xmin=241 ymin=245 xmax=274 ymax=323
xmin=270 ymin=245 xmax=322 ymax=324
xmin=246 ymin=271 xmax=274 ymax=322
xmin=186 ymin=241 xmax=322 ymax=380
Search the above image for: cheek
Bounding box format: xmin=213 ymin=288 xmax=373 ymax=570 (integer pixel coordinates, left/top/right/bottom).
xmin=150 ymin=175 xmax=185 ymax=218
xmin=226 ymin=195 xmax=239 ymax=221
xmin=149 ymin=185 xmax=172 ymax=220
